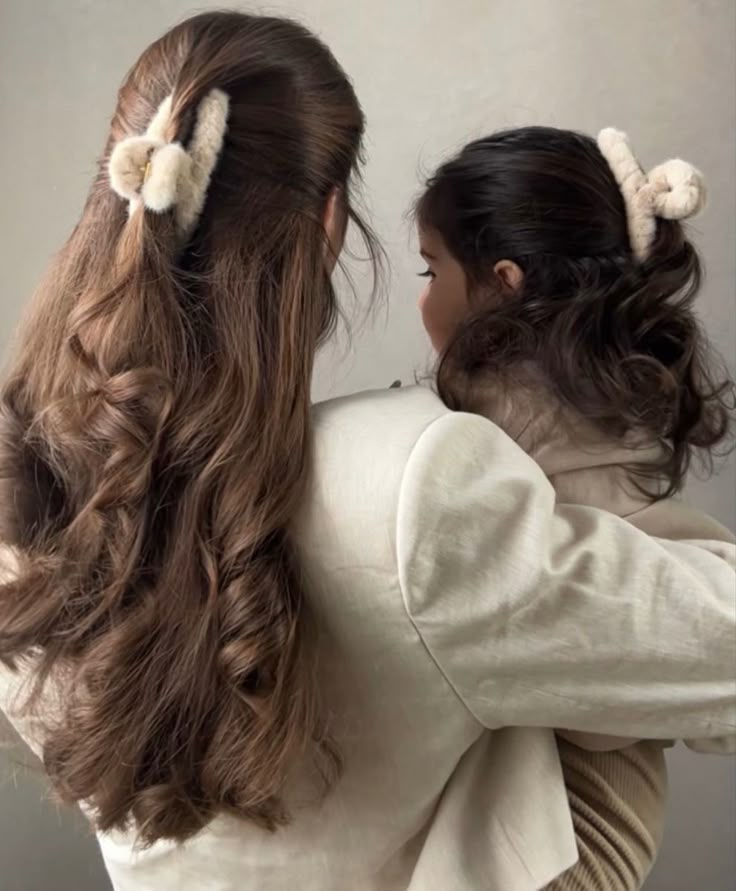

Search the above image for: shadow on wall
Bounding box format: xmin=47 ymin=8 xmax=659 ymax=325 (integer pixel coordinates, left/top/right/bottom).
xmin=0 ymin=718 xmax=110 ymax=891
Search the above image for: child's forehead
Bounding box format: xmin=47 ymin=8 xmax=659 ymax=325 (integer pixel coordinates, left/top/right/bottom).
xmin=417 ymin=226 xmax=447 ymax=257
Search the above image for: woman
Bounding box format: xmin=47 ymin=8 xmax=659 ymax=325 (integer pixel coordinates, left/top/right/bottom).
xmin=0 ymin=12 xmax=734 ymax=891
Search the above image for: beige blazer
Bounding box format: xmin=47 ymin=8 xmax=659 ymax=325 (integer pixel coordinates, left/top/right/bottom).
xmin=2 ymin=385 xmax=735 ymax=891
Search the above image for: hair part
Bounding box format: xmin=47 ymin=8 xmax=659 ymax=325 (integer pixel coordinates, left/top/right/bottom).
xmin=417 ymin=126 xmax=734 ymax=496
xmin=0 ymin=11 xmax=381 ymax=845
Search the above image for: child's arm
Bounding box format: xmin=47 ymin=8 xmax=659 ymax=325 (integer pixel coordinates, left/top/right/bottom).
xmin=557 ymin=515 xmax=735 ymax=753
xmin=397 ymin=412 xmax=736 ymax=741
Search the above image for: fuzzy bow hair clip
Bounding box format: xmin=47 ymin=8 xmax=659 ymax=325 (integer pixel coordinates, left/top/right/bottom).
xmin=108 ymin=89 xmax=229 ymax=239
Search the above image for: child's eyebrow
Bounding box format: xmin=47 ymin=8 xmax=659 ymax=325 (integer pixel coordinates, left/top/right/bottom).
xmin=420 ymin=248 xmax=436 ymax=260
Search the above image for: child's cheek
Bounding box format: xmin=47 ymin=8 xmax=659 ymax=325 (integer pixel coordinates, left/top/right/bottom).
xmin=417 ymin=285 xmax=430 ymax=316
xmin=418 ymin=287 xmax=450 ymax=353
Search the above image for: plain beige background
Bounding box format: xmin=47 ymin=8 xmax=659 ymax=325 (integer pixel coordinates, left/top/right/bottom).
xmin=1 ymin=1 xmax=734 ymax=889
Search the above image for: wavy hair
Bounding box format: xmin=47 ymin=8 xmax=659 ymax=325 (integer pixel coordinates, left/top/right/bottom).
xmin=0 ymin=12 xmax=380 ymax=845
xmin=416 ymin=126 xmax=734 ymax=496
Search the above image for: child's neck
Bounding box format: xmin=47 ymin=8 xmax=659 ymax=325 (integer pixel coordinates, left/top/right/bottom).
xmin=448 ymin=364 xmax=666 ymax=513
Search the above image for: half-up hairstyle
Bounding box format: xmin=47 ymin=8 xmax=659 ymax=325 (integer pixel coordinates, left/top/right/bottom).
xmin=417 ymin=126 xmax=733 ymax=496
xmin=0 ymin=11 xmax=379 ymax=845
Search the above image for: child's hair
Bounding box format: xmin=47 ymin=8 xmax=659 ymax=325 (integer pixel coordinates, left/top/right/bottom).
xmin=0 ymin=12 xmax=379 ymax=845
xmin=416 ymin=126 xmax=733 ymax=496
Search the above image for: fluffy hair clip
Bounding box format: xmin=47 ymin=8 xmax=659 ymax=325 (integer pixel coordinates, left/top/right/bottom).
xmin=597 ymin=127 xmax=706 ymax=262
xmin=108 ymin=89 xmax=230 ymax=239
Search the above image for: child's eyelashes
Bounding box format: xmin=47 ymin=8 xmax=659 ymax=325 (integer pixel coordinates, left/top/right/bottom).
xmin=418 ymin=269 xmax=435 ymax=280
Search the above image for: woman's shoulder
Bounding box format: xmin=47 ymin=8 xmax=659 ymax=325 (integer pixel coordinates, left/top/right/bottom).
xmin=303 ymin=386 xmax=452 ymax=541
xmin=308 ymin=384 xmax=536 ymax=499
xmin=311 ymin=384 xmax=448 ymax=441
xmin=301 ymin=385 xmax=543 ymax=578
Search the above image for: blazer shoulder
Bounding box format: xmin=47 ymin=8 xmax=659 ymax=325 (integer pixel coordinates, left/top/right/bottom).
xmin=312 ymin=385 xmax=448 ymax=444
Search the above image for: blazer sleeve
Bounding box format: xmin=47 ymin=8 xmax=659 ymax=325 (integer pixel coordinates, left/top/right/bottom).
xmin=396 ymin=411 xmax=736 ymax=742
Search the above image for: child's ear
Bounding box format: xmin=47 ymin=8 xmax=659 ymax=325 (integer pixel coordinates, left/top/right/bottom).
xmin=493 ymin=259 xmax=524 ymax=294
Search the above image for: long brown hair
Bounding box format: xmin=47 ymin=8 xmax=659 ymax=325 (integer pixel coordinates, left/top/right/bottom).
xmin=0 ymin=12 xmax=379 ymax=845
xmin=417 ymin=126 xmax=734 ymax=496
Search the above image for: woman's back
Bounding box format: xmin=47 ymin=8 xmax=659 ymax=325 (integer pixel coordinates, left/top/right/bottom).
xmin=82 ymin=386 xmax=583 ymax=890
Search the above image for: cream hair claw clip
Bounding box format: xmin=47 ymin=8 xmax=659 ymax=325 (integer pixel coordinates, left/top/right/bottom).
xmin=597 ymin=127 xmax=706 ymax=262
xmin=108 ymin=89 xmax=230 ymax=240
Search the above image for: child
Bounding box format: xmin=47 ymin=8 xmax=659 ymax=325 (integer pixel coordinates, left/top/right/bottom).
xmin=415 ymin=125 xmax=735 ymax=891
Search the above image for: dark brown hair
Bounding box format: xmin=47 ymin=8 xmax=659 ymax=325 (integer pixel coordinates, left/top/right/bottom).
xmin=417 ymin=126 xmax=733 ymax=495
xmin=0 ymin=12 xmax=379 ymax=845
